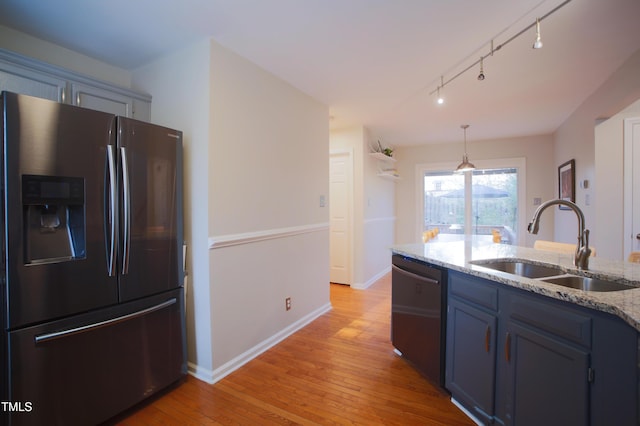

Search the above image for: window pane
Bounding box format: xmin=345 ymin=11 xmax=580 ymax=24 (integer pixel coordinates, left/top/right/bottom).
xmin=424 ymin=171 xmax=465 ymax=235
xmin=471 ymin=168 xmax=517 ymax=244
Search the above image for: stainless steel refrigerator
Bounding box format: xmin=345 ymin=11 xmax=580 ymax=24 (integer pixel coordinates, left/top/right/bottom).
xmin=0 ymin=91 xmax=186 ymax=425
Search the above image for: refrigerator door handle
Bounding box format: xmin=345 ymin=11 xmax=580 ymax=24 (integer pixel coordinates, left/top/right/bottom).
xmin=121 ymin=146 xmax=131 ymax=275
xmin=34 ymin=298 xmax=177 ymax=343
xmin=106 ymin=145 xmax=117 ymax=276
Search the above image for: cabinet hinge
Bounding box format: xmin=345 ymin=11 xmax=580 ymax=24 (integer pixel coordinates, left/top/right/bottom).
xmin=588 ymin=367 xmax=595 ymax=383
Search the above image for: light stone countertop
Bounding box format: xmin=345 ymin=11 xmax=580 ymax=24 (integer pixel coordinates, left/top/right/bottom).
xmin=391 ymin=237 xmax=640 ymax=332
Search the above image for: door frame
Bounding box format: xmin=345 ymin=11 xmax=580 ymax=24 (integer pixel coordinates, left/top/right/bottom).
xmin=623 ymin=117 xmax=640 ymax=259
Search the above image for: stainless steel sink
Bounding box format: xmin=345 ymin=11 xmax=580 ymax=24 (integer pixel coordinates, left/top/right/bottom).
xmin=542 ymin=275 xmax=635 ymax=292
xmin=473 ymin=260 xmax=564 ymax=278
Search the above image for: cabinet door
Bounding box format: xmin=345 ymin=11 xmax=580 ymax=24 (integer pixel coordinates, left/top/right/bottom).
xmin=71 ymin=82 xmax=133 ymax=116
xmin=446 ymin=297 xmax=497 ymax=423
xmin=504 ymin=321 xmax=589 ymax=426
xmin=0 ymin=61 xmax=66 ymax=102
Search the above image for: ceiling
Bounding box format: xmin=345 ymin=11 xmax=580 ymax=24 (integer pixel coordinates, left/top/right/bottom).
xmin=1 ymin=0 xmax=639 ymax=146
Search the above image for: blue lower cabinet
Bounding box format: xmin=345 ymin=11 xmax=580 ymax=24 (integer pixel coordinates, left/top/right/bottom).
xmin=446 ymin=297 xmax=497 ymax=423
xmin=446 ymin=271 xmax=499 ymax=423
xmin=446 ymin=270 xmax=638 ymax=426
xmin=503 ymin=321 xmax=589 ymax=426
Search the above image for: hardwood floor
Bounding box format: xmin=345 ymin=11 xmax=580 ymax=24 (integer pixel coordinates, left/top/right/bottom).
xmin=114 ymin=274 xmax=474 ymax=425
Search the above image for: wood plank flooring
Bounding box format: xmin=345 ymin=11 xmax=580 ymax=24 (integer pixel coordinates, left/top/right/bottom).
xmin=113 ymin=274 xmax=474 ymax=425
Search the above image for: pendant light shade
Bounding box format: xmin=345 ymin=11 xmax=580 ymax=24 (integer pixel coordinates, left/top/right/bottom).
xmin=455 ymin=124 xmax=475 ymax=173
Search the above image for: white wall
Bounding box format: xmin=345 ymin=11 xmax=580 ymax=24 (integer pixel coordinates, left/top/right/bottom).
xmin=362 ymin=128 xmax=395 ymax=285
xmin=330 ymin=126 xmax=395 ymax=288
xmin=207 ymin=40 xmax=330 ymax=374
xmin=394 ymin=134 xmax=555 ymax=247
xmin=556 ymin=48 xmax=640 ymax=259
xmin=595 ymin=99 xmax=640 ymax=259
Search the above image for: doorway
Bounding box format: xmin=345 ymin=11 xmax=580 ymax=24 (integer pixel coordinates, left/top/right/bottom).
xmin=329 ymin=151 xmax=353 ymax=284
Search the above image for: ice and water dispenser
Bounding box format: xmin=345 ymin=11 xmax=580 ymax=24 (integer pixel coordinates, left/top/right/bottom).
xmin=22 ymin=175 xmax=86 ymax=264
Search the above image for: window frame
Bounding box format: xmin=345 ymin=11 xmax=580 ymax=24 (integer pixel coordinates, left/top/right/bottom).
xmin=415 ymin=157 xmax=527 ymax=245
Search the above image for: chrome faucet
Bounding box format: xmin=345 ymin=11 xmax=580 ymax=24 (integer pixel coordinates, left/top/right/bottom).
xmin=527 ymin=199 xmax=591 ymax=270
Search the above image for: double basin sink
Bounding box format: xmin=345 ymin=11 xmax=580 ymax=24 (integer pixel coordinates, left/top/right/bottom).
xmin=472 ymin=260 xmax=635 ymax=292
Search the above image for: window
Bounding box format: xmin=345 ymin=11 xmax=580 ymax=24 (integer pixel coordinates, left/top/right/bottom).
xmin=420 ymin=159 xmax=524 ymax=245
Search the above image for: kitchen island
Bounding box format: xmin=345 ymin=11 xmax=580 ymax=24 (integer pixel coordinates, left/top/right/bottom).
xmin=392 ymin=238 xmax=640 ymax=331
xmin=391 ymin=238 xmax=640 ymax=426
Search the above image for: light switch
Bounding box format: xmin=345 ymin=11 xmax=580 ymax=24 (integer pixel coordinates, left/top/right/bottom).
xmin=319 ymin=195 xmax=326 ymax=207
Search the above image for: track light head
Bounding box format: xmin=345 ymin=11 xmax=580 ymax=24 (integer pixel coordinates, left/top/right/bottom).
xmin=533 ymin=18 xmax=543 ymax=49
xmin=477 ymin=57 xmax=485 ymax=81
xmin=436 ymin=77 xmax=445 ymax=104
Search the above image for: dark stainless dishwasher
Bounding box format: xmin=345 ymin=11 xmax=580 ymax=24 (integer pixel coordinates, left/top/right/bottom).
xmin=391 ymin=254 xmax=446 ymax=387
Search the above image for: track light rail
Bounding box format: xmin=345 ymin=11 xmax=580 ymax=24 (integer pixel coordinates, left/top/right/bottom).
xmin=429 ymin=0 xmax=572 ymax=99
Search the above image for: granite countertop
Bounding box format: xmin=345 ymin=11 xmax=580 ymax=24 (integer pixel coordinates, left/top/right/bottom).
xmin=391 ymin=237 xmax=640 ymax=332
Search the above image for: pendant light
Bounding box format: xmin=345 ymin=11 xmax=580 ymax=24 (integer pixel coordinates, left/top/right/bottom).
xmin=455 ymin=124 xmax=476 ymax=173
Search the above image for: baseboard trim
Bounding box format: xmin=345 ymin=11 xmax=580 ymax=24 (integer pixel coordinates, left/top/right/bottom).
xmin=351 ymin=266 xmax=391 ymax=290
xmin=187 ymin=302 xmax=333 ymax=384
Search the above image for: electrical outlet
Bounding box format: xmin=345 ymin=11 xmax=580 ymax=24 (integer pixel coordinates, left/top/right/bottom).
xmin=285 ymin=297 xmax=291 ymax=311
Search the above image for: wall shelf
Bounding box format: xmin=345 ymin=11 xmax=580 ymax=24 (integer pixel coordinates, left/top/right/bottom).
xmin=369 ymin=152 xmax=396 ymax=162
xmin=370 ymin=152 xmax=400 ymax=180
xmin=377 ymin=171 xmax=401 ymax=181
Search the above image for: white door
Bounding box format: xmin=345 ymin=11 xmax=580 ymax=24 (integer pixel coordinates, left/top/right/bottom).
xmin=625 ymin=118 xmax=640 ymax=257
xmin=330 ymin=152 xmax=352 ymax=285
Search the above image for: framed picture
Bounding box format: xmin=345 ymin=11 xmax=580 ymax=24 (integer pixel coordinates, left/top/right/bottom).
xmin=558 ymin=159 xmax=575 ymax=209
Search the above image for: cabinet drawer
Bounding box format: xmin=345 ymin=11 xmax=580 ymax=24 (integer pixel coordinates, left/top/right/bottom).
xmin=449 ymin=271 xmax=498 ymax=311
xmin=506 ymin=292 xmax=592 ymax=348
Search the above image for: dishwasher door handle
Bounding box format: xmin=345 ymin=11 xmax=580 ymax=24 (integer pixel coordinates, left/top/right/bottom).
xmin=392 ymin=265 xmax=439 ymax=286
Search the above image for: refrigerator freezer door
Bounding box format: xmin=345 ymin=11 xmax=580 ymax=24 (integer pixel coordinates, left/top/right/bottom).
xmin=2 ymin=92 xmax=119 ymax=329
xmin=7 ymin=288 xmax=186 ymax=425
xmin=117 ymin=117 xmax=183 ymax=301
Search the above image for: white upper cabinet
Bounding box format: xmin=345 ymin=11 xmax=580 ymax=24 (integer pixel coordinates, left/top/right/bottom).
xmin=0 ymin=49 xmax=151 ymax=121
xmin=0 ymin=60 xmax=66 ymax=102
xmin=71 ymin=82 xmax=132 ymax=117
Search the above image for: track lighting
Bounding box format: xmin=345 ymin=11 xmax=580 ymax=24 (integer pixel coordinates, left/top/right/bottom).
xmin=428 ymin=0 xmax=570 ymax=104
xmin=533 ymin=18 xmax=543 ymax=49
xmin=477 ymin=57 xmax=485 ymax=81
xmin=455 ymin=124 xmax=475 ymax=173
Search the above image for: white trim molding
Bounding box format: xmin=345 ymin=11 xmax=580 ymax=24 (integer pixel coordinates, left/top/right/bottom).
xmin=351 ymin=266 xmax=391 ymax=290
xmin=188 ymin=302 xmax=332 ymax=384
xmin=209 ymin=222 xmax=330 ymax=249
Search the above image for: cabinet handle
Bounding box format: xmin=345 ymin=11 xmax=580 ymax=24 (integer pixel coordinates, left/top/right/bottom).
xmin=505 ymin=332 xmax=512 ymax=362
xmin=35 ymin=298 xmax=177 ymax=343
xmin=484 ymin=325 xmax=491 ymax=352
